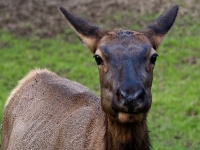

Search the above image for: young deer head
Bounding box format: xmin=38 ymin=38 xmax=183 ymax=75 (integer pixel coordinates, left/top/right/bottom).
xmin=59 ymin=6 xmax=178 ymax=124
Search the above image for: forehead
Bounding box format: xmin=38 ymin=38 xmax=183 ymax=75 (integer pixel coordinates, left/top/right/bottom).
xmin=97 ymin=30 xmax=153 ymax=57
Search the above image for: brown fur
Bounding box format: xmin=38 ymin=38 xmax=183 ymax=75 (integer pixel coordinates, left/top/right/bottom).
xmin=105 ymin=117 xmax=150 ymax=150
xmin=2 ymin=69 xmax=106 ymax=150
xmin=2 ymin=5 xmax=178 ymax=150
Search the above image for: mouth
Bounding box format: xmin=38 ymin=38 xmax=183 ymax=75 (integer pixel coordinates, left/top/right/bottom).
xmin=101 ymin=90 xmax=149 ymax=124
xmin=117 ymin=112 xmax=144 ymax=123
xmin=110 ymin=99 xmax=147 ymax=123
xmin=110 ymin=95 xmax=150 ymax=124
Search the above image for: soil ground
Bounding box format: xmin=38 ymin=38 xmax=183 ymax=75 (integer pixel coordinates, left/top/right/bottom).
xmin=0 ymin=0 xmax=199 ymax=38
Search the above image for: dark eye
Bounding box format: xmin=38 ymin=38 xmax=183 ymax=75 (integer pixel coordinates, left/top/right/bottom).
xmin=94 ymin=54 xmax=103 ymax=65
xmin=150 ymin=54 xmax=158 ymax=65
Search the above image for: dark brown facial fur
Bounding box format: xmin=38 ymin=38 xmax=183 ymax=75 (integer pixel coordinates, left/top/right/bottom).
xmin=95 ymin=30 xmax=155 ymax=123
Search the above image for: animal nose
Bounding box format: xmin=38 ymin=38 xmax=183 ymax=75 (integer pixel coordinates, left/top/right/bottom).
xmin=120 ymin=89 xmax=144 ymax=103
xmin=117 ymin=82 xmax=146 ymax=113
xmin=119 ymin=89 xmax=144 ymax=112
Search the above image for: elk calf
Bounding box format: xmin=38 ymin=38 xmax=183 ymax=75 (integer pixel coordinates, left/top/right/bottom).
xmin=1 ymin=5 xmax=178 ymax=150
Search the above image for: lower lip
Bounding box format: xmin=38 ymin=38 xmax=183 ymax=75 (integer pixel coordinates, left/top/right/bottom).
xmin=118 ymin=112 xmax=143 ymax=123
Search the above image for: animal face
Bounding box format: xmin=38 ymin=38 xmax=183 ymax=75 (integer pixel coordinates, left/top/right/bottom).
xmin=94 ymin=30 xmax=157 ymax=123
xmin=60 ymin=5 xmax=178 ymax=123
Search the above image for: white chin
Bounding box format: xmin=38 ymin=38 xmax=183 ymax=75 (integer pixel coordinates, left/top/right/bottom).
xmin=118 ymin=112 xmax=143 ymax=123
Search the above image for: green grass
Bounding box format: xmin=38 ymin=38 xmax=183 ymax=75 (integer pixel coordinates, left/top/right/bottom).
xmin=149 ymin=34 xmax=200 ymax=149
xmin=0 ymin=20 xmax=200 ymax=149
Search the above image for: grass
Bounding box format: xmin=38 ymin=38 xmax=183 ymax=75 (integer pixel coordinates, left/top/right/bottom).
xmin=150 ymin=34 xmax=200 ymax=149
xmin=0 ymin=14 xmax=200 ymax=150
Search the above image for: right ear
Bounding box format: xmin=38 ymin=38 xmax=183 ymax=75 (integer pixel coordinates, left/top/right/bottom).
xmin=142 ymin=5 xmax=178 ymax=50
xmin=59 ymin=6 xmax=105 ymax=53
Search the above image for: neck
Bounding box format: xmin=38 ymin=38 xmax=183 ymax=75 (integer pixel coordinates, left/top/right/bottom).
xmin=105 ymin=116 xmax=151 ymax=150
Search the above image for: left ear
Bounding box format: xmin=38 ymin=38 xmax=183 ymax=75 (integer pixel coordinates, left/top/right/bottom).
xmin=142 ymin=5 xmax=179 ymax=50
xmin=59 ymin=6 xmax=105 ymax=53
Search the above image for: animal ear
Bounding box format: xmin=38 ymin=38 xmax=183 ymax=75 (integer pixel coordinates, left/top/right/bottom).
xmin=59 ymin=6 xmax=104 ymax=53
xmin=142 ymin=5 xmax=178 ymax=50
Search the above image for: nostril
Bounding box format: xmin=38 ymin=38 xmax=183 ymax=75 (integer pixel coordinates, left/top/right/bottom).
xmin=119 ymin=90 xmax=128 ymax=99
xmin=131 ymin=89 xmax=144 ymax=101
xmin=117 ymin=90 xmax=127 ymax=106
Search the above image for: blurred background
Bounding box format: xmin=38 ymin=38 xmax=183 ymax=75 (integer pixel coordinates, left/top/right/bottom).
xmin=0 ymin=0 xmax=200 ymax=149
